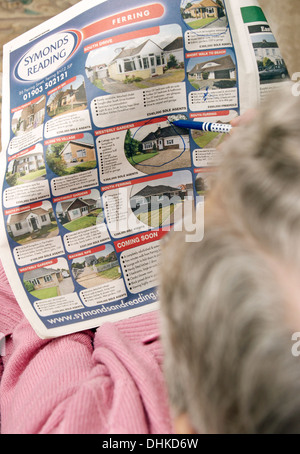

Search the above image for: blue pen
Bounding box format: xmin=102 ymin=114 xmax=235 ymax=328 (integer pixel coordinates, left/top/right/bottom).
xmin=172 ymin=119 xmax=232 ymax=134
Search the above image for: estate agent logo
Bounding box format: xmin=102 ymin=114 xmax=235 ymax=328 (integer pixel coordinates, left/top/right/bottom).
xmin=15 ymin=30 xmax=82 ymax=82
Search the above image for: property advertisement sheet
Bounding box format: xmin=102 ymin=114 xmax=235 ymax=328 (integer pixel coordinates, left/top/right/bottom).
xmin=0 ymin=0 xmax=289 ymax=338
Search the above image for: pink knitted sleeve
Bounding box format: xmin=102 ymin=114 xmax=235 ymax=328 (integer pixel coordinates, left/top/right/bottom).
xmin=0 ymin=261 xmax=23 ymax=337
xmin=0 ymin=262 xmax=172 ymax=434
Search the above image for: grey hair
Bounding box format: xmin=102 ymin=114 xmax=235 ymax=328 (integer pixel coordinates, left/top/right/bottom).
xmin=216 ymin=84 xmax=300 ymax=263
xmin=160 ymin=85 xmax=300 ymax=433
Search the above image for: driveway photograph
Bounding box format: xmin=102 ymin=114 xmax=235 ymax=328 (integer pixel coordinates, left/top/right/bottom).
xmin=187 ymin=52 xmax=237 ymax=91
xmin=72 ymin=245 xmax=121 ymax=289
xmin=85 ymin=24 xmax=184 ymax=94
xmin=124 ymin=120 xmax=191 ymax=175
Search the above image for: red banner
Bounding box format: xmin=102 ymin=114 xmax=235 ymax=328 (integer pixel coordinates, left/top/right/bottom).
xmin=114 ymin=229 xmax=167 ymax=253
xmin=95 ymin=116 xmax=168 ymax=136
xmin=185 ymin=49 xmax=227 ymax=59
xmin=101 ymin=172 xmax=173 ymax=192
xmin=19 ymin=258 xmax=58 ymax=274
xmin=190 ymin=110 xmax=230 ymax=119
xmin=53 ymin=190 xmax=92 ymax=204
xmin=5 ymin=201 xmax=43 ymax=216
xmin=11 ymin=96 xmax=42 ymax=114
xmin=81 ymin=4 xmax=164 ymax=40
xmin=44 ymin=133 xmax=84 ymax=146
xmin=68 ymin=245 xmax=106 ymax=261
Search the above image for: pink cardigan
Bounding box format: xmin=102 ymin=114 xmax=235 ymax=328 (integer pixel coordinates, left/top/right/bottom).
xmin=0 ymin=261 xmax=173 ymax=434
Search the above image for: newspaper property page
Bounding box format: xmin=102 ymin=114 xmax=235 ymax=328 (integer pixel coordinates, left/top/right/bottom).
xmin=0 ymin=0 xmax=289 ymax=338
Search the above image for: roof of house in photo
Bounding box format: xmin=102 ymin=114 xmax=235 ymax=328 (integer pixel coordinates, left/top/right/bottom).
xmin=112 ymin=39 xmax=164 ymax=62
xmin=253 ymin=39 xmax=279 ymax=48
xmin=7 ymin=208 xmax=50 ymax=225
xmin=163 ymin=37 xmax=184 ymax=52
xmin=201 ymin=0 xmax=221 ymax=7
xmin=186 ymin=0 xmax=221 ymax=10
xmin=60 ymin=140 xmax=95 ymax=155
xmin=141 ymin=125 xmax=189 ymax=142
xmin=24 ymin=267 xmax=61 ymax=280
xmin=59 ymin=198 xmax=97 ymax=213
xmin=132 ymin=184 xmax=181 ymax=198
xmin=189 ymin=55 xmax=235 ymax=73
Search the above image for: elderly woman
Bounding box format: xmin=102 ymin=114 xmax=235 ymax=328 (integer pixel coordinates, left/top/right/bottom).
xmin=160 ymin=86 xmax=300 ymax=434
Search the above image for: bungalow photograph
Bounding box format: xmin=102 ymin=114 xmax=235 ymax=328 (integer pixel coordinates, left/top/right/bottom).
xmin=124 ymin=119 xmax=191 ymax=175
xmin=130 ymin=170 xmax=194 ymax=228
xmin=71 ymin=244 xmax=121 ymax=289
xmin=23 ymin=258 xmax=74 ymax=300
xmin=181 ymin=0 xmax=227 ymax=29
xmin=187 ymin=52 xmax=237 ymax=90
xmin=85 ymin=24 xmax=184 ymax=93
xmin=46 ymin=133 xmax=97 ymax=176
xmin=56 ymin=189 xmax=103 ymax=232
xmin=12 ymin=95 xmax=46 ymax=136
xmin=7 ymin=201 xmax=59 ymax=245
xmin=46 ymin=75 xmax=87 ymax=118
xmin=251 ymin=34 xmax=289 ymax=83
xmin=6 ymin=143 xmax=46 ymax=186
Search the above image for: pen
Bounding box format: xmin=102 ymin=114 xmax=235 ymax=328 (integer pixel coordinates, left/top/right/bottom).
xmin=172 ymin=119 xmax=232 ymax=134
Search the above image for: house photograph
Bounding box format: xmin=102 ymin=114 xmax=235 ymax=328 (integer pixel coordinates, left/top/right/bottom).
xmin=187 ymin=51 xmax=237 ymax=90
xmin=23 ymin=258 xmax=74 ymax=300
xmin=12 ymin=95 xmax=46 ymax=136
xmin=124 ymin=119 xmax=191 ymax=175
xmin=130 ymin=170 xmax=194 ymax=228
xmin=46 ymin=133 xmax=97 ymax=176
xmin=7 ymin=201 xmax=59 ymax=245
xmin=181 ymin=0 xmax=227 ymax=29
xmin=85 ymin=24 xmax=184 ymax=93
xmin=6 ymin=143 xmax=46 ymax=186
xmin=251 ymin=33 xmax=289 ymax=83
xmin=56 ymin=189 xmax=103 ymax=232
xmin=59 ymin=138 xmax=96 ymax=166
xmin=71 ymin=244 xmax=121 ymax=289
xmin=46 ymin=75 xmax=87 ymax=118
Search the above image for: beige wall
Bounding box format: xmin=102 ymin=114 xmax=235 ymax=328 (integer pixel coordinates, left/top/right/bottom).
xmin=259 ymin=0 xmax=300 ymax=76
xmin=63 ymin=142 xmax=96 ymax=163
xmin=70 ymin=143 xmax=95 ymax=162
